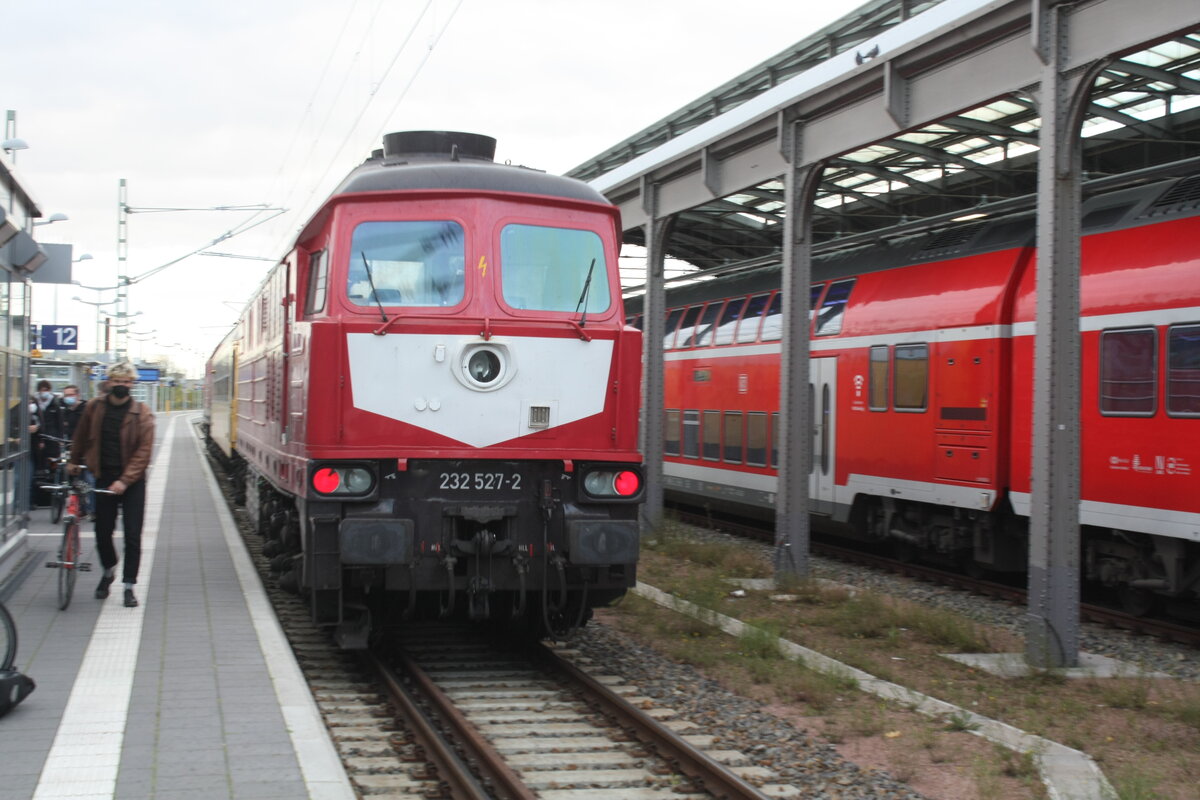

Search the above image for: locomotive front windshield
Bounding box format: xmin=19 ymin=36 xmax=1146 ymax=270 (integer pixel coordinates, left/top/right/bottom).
xmin=500 ymin=224 xmax=611 ymax=314
xmin=347 ymin=221 xmax=465 ymax=307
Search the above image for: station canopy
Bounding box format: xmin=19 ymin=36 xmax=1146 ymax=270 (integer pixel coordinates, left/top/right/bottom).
xmin=567 ymin=0 xmax=1200 ymax=285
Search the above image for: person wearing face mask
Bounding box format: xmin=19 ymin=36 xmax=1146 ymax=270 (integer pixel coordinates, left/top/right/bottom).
xmin=67 ymin=363 xmax=156 ymax=608
xmin=33 ymin=380 xmax=66 ymax=505
xmin=60 ymin=384 xmax=86 ymax=438
xmin=60 ymin=385 xmax=95 ymax=517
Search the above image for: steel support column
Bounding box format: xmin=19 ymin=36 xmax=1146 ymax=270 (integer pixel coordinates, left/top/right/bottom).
xmin=1025 ymin=1 xmax=1104 ymax=668
xmin=775 ymin=123 xmax=820 ymax=578
xmin=639 ymin=179 xmax=669 ymax=533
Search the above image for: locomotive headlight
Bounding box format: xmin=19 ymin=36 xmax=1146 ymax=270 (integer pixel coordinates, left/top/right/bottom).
xmin=580 ymin=465 xmax=644 ymax=501
xmin=467 ymin=349 xmax=501 ymax=383
xmin=311 ymin=463 xmax=376 ymax=497
xmin=455 ymin=343 xmax=515 ymax=392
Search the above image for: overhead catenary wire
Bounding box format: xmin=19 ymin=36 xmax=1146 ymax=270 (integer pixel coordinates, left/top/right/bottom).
xmin=284 ymin=0 xmax=445 ymax=238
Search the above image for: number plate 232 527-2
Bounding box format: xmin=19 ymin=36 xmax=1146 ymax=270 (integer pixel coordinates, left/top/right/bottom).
xmin=437 ymin=472 xmax=523 ymax=492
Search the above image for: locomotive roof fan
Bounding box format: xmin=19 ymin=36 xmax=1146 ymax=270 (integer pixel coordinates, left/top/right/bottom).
xmin=381 ymin=131 xmax=497 ymax=163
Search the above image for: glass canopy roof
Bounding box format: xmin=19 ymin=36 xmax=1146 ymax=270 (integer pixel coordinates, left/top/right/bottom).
xmin=567 ymin=1 xmax=1200 ymax=285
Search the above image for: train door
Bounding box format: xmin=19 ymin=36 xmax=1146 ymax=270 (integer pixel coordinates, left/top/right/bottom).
xmin=809 ymin=357 xmax=837 ymax=513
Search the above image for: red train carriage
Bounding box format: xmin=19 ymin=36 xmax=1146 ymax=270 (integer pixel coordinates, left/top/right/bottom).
xmin=629 ymin=173 xmax=1200 ymax=610
xmin=206 ymin=132 xmax=644 ymax=646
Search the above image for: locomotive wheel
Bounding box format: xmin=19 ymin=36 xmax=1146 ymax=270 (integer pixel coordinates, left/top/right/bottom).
xmin=1119 ymin=587 xmax=1158 ymax=617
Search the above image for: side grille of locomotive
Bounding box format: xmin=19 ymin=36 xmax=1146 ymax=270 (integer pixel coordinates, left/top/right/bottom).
xmin=528 ymin=405 xmax=551 ymax=429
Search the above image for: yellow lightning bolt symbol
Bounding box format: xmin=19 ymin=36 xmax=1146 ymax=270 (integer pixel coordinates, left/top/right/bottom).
xmin=478 ymin=255 xmax=487 ymax=277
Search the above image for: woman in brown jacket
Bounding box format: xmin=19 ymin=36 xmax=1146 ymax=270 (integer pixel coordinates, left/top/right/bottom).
xmin=68 ymin=362 xmax=155 ymax=608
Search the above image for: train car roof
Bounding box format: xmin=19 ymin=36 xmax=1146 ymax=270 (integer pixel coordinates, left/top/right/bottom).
xmin=630 ymin=170 xmax=1200 ymax=312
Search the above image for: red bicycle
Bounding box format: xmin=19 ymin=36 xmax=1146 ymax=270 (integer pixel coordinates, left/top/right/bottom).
xmin=43 ymin=481 xmax=113 ymax=610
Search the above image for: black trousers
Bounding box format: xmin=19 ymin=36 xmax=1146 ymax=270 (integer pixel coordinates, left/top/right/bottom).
xmin=94 ymin=477 xmax=146 ymax=585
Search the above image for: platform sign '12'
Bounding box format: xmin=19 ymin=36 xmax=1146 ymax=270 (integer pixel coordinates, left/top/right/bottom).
xmin=40 ymin=325 xmax=79 ymax=351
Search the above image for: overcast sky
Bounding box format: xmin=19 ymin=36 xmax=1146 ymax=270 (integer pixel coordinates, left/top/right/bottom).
xmin=4 ymin=0 xmax=861 ymax=376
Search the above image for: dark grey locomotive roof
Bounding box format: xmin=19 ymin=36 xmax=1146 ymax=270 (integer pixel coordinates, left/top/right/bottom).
xmin=332 ymin=160 xmax=611 ymax=206
xmin=331 ymin=131 xmax=611 ymax=206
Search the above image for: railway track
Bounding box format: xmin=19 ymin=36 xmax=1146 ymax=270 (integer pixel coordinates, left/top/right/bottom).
xmin=673 ymin=506 xmax=1200 ymax=648
xmin=208 ymin=448 xmax=797 ymax=798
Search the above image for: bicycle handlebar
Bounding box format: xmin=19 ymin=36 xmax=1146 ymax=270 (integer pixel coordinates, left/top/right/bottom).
xmin=39 ymin=434 xmax=73 ymax=445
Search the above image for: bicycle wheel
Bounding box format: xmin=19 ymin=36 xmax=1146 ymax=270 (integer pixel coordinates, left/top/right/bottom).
xmin=57 ymin=521 xmax=80 ymax=611
xmin=0 ymin=601 xmax=15 ymax=671
xmin=49 ymin=473 xmax=65 ymax=525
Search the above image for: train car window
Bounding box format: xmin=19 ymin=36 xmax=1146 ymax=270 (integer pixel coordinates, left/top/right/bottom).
xmin=760 ymin=293 xmax=783 ymax=341
xmin=869 ymin=345 xmax=889 ymax=411
xmin=1167 ymin=324 xmax=1200 ymax=417
xmin=810 ymin=283 xmax=824 ymax=322
xmin=770 ymin=411 xmax=780 ymax=468
xmin=746 ymin=412 xmax=768 ymax=466
xmin=702 ymin=411 xmax=721 ymax=460
xmin=662 ymin=308 xmax=685 ymax=350
xmin=1100 ymin=328 xmax=1157 ymax=416
xmin=500 ymin=224 xmax=610 ymax=314
xmin=348 ymin=221 xmax=465 ymax=307
xmin=815 ymin=279 xmax=856 ymax=336
xmin=893 ymin=343 xmax=928 ymax=411
xmin=736 ymin=293 xmax=772 ymax=343
xmin=676 ymin=305 xmax=704 ymax=349
xmin=682 ymin=410 xmax=700 ymax=458
xmin=664 ymin=409 xmax=681 ymax=455
xmin=305 ymin=250 xmax=327 ymax=315
xmin=712 ymin=297 xmax=747 ymax=345
xmin=692 ymin=301 xmax=726 ymax=347
xmin=723 ymin=412 xmax=743 ymax=463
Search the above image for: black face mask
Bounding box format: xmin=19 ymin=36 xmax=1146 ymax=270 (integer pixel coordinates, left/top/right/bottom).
xmin=111 ymin=385 xmax=131 ymax=400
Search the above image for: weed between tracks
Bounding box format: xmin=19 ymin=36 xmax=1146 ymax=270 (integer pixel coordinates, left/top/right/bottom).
xmin=595 ymin=521 xmax=1200 ymax=800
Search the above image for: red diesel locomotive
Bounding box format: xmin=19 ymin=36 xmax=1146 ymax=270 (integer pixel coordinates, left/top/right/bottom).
xmin=628 ymin=172 xmax=1200 ymax=612
xmin=206 ymin=131 xmax=644 ymax=646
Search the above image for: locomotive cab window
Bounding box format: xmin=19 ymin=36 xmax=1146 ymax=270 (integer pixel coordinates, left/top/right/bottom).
xmin=1101 ymin=327 xmax=1157 ymax=416
xmin=348 ymin=220 xmax=465 ymax=307
xmin=500 ymin=224 xmax=610 ymax=314
xmin=305 ymin=250 xmax=327 ymax=315
xmin=1167 ymin=323 xmax=1200 ymax=417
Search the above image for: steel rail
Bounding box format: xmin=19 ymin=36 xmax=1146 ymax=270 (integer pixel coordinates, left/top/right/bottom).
xmin=364 ymin=650 xmax=504 ymax=800
xmin=387 ymin=648 xmax=538 ymax=800
xmin=535 ymin=642 xmax=771 ymax=800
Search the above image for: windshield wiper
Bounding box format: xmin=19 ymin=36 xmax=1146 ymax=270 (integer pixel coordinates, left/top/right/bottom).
xmin=574 ymin=258 xmax=596 ymax=328
xmin=361 ymin=251 xmax=387 ymax=323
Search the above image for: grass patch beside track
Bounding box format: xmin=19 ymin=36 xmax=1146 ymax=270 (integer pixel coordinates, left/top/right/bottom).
xmin=600 ymin=521 xmax=1200 ymax=800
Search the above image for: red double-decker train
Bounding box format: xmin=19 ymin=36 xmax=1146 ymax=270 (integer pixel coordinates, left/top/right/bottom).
xmin=629 ymin=172 xmax=1199 ymax=613
xmin=205 ymin=131 xmax=644 ymax=646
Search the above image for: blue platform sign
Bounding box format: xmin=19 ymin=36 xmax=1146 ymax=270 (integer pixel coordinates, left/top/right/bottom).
xmin=39 ymin=325 xmax=79 ymax=351
xmin=136 ymin=367 xmax=160 ymax=382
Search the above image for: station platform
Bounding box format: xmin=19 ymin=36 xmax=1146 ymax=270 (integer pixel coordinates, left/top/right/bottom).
xmin=0 ymin=412 xmax=355 ymax=800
